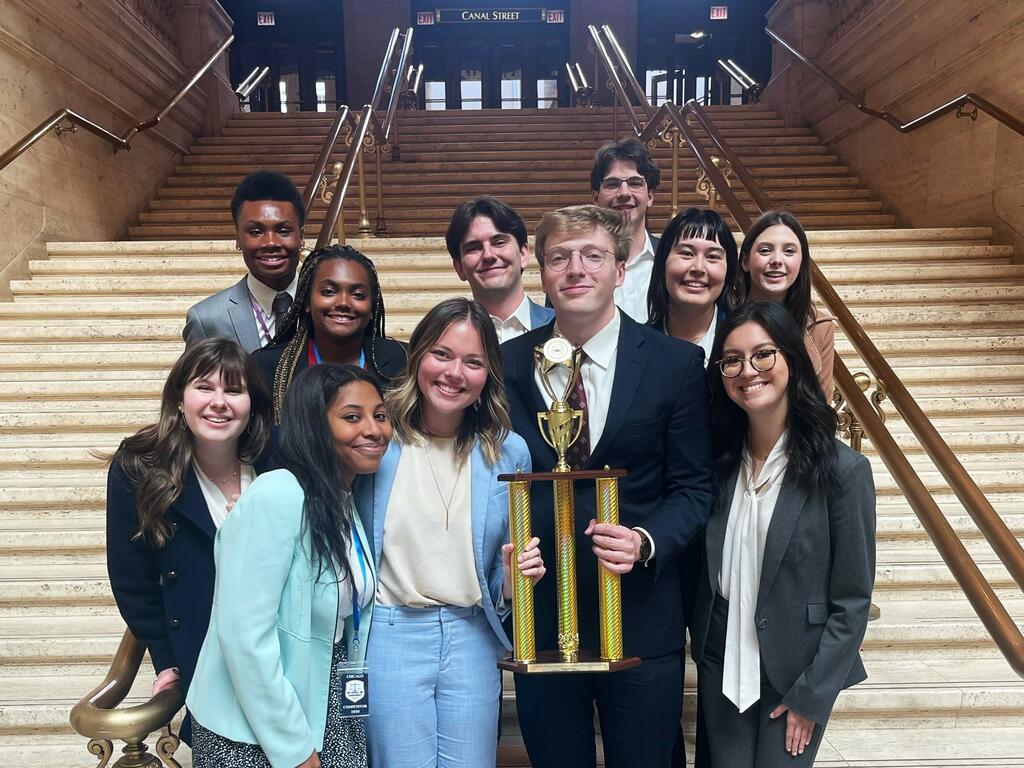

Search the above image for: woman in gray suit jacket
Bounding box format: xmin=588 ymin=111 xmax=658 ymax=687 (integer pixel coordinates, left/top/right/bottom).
xmin=691 ymin=300 xmax=876 ymax=767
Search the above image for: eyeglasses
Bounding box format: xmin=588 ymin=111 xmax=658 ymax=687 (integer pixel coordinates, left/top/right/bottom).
xmin=600 ymin=176 xmax=647 ymax=192
xmin=717 ymin=348 xmax=779 ymax=378
xmin=543 ymin=247 xmax=612 ymax=273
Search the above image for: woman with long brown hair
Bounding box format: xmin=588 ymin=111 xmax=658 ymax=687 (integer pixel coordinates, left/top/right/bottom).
xmin=357 ymin=297 xmax=545 ymax=767
xmin=105 ymin=338 xmax=275 ymax=744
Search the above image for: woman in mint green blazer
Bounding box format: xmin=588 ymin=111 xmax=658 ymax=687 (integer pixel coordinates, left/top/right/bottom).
xmin=187 ymin=364 xmax=392 ymax=768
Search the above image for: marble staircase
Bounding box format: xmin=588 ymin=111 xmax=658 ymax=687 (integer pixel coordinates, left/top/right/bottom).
xmin=1 ymin=227 xmax=1023 ymax=766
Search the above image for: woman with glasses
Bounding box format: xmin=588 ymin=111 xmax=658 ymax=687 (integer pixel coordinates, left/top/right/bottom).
xmin=357 ymin=297 xmax=545 ymax=767
xmin=253 ymin=244 xmax=407 ymax=422
xmin=690 ymin=300 xmax=875 ymax=767
xmin=647 ymin=207 xmax=739 ymax=366
xmin=734 ymin=211 xmax=835 ymax=398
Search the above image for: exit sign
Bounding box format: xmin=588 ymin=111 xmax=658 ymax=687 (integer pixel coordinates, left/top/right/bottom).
xmin=710 ymin=5 xmax=728 ymax=20
xmin=547 ymin=9 xmax=565 ymax=23
xmin=257 ymin=11 xmax=275 ymax=26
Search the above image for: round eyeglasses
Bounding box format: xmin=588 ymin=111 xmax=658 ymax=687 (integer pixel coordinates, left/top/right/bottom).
xmin=543 ymin=247 xmax=612 ymax=273
xmin=716 ymin=348 xmax=779 ymax=378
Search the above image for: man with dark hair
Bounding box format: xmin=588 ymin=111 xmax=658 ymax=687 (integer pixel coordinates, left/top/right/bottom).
xmin=445 ymin=195 xmax=553 ymax=342
xmin=502 ymin=204 xmax=713 ymax=768
xmin=183 ymin=170 xmax=305 ymax=352
xmin=590 ymin=138 xmax=662 ymax=323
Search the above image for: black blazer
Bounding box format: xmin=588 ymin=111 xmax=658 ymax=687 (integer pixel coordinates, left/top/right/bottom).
xmin=105 ymin=444 xmax=278 ymax=729
xmin=690 ymin=440 xmax=876 ymax=724
xmin=252 ymin=334 xmax=407 ymax=396
xmin=501 ymin=312 xmax=714 ymax=659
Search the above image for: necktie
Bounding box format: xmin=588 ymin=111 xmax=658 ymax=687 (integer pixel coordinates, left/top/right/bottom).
xmin=564 ymin=358 xmax=590 ymax=470
xmin=272 ymin=292 xmax=293 ymax=329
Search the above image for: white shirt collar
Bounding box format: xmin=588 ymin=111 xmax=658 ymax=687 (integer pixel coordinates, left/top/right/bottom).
xmin=626 ymin=231 xmax=655 ymax=269
xmin=246 ymin=271 xmax=298 ymax=314
xmin=492 ymin=293 xmax=532 ymax=327
xmin=697 ymin=310 xmax=718 ymax=368
xmin=555 ymin=309 xmax=620 ymax=370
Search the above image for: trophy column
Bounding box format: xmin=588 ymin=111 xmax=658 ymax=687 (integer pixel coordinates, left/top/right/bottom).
xmin=508 ymin=479 xmax=536 ymax=663
xmin=596 ymin=474 xmax=624 ymax=662
xmin=553 ymin=476 xmax=579 ymax=663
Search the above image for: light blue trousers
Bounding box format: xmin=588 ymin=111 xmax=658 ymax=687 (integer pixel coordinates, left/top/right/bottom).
xmin=366 ymin=604 xmax=504 ymax=768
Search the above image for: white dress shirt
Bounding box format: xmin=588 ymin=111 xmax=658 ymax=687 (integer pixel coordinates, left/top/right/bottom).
xmin=246 ymin=272 xmax=299 ymax=347
xmin=718 ymin=432 xmax=789 ymax=712
xmin=193 ymin=462 xmax=256 ymax=529
xmin=614 ymin=232 xmax=655 ymax=324
xmin=697 ymin=310 xmax=718 ymax=369
xmin=490 ymin=294 xmax=533 ymax=344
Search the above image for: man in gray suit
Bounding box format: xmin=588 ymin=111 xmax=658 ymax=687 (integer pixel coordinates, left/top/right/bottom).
xmin=183 ymin=170 xmax=305 ymax=352
xmin=590 ymin=138 xmax=661 ymax=324
xmin=445 ymin=195 xmax=554 ymax=342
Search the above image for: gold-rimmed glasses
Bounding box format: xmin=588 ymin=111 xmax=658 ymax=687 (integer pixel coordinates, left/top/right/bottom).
xmin=717 ymin=348 xmax=779 ymax=378
xmin=543 ymin=247 xmax=613 ymax=273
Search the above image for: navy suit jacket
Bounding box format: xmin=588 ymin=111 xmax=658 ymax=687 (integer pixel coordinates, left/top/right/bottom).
xmin=105 ymin=442 xmax=277 ymax=736
xmin=501 ymin=312 xmax=714 ymax=659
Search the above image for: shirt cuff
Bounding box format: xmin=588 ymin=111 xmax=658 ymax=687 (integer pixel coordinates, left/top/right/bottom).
xmin=632 ymin=526 xmax=655 ymax=566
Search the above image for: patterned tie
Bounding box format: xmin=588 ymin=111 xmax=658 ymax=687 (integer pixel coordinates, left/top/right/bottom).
xmin=272 ymin=292 xmax=293 ymax=329
xmin=564 ymin=357 xmax=590 ymax=471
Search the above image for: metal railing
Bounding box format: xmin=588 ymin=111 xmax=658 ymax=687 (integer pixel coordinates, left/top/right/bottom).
xmin=300 ymin=27 xmax=415 ymax=246
xmin=69 ymin=629 xmax=185 ymax=768
xmin=0 ymin=36 xmax=233 ymax=172
xmin=717 ymin=58 xmax=762 ymax=103
xmin=591 ymin=23 xmax=1024 ymax=678
xmin=565 ymin=62 xmax=594 ymax=107
xmin=766 ymin=27 xmax=1024 ymax=138
xmin=235 ymin=65 xmax=270 ymax=109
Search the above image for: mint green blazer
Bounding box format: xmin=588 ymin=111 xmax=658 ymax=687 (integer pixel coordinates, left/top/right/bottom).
xmin=185 ymin=469 xmax=375 ymax=768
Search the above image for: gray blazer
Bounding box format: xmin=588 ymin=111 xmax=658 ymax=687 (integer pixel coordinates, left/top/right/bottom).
xmin=183 ymin=277 xmax=262 ymax=353
xmin=690 ymin=440 xmax=876 ymax=724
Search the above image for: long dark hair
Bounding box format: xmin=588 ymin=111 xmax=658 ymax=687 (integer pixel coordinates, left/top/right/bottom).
xmin=278 ymin=363 xmax=385 ymax=584
xmin=386 ymin=298 xmax=511 ymax=465
xmin=709 ymin=301 xmax=837 ymax=494
xmin=646 ymin=207 xmax=738 ymax=329
xmin=112 ymin=338 xmax=272 ymax=546
xmin=271 ymin=244 xmax=390 ymax=421
xmin=733 ymin=210 xmax=816 ymax=328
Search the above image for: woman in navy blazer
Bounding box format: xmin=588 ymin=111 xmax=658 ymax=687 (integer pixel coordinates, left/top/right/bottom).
xmin=356 ymin=297 xmax=545 ymax=767
xmin=105 ymin=338 xmax=274 ymax=743
xmin=691 ymin=301 xmax=875 ymax=767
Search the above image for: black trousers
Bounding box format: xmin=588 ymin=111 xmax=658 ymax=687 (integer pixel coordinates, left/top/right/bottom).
xmin=514 ymin=651 xmax=683 ymax=768
xmin=696 ymin=595 xmax=826 ymax=768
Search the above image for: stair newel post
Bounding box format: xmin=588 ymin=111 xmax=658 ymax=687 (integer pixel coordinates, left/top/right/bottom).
xmin=374 ymin=147 xmax=387 ymax=235
xmin=356 ymin=148 xmax=372 ymax=237
xmin=670 ymin=128 xmax=680 ymax=217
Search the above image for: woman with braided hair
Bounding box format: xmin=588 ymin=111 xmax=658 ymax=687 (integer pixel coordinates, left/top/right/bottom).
xmin=252 ymin=244 xmax=407 ymax=421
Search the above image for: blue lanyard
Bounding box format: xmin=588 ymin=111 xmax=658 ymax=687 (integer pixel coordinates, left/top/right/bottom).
xmin=350 ymin=529 xmax=368 ymax=642
xmin=311 ymin=340 xmax=365 ymax=369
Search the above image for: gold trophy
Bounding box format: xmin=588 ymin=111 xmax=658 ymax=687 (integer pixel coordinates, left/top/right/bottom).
xmin=498 ymin=337 xmax=639 ymax=673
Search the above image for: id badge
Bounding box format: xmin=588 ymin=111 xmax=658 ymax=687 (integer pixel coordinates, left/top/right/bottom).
xmin=336 ymin=662 xmax=369 ymax=719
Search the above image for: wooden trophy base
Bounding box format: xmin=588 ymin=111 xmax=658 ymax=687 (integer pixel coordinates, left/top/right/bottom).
xmin=498 ymin=649 xmax=641 ymax=674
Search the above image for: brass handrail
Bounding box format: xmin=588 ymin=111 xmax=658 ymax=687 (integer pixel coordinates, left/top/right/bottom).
xmin=381 ymin=28 xmax=414 ymax=141
xmin=316 ymin=104 xmax=375 ymax=248
xmin=70 ymin=629 xmax=185 ymax=766
xmin=370 ymin=28 xmax=402 ymax=113
xmin=303 ymin=105 xmax=352 ymax=213
xmin=0 ymin=35 xmax=233 ymax=172
xmin=592 ymin=24 xmax=1024 ymax=677
xmin=765 ymin=27 xmax=1024 ymax=137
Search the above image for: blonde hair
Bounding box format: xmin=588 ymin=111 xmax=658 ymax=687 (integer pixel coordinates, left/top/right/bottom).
xmin=386 ymin=298 xmax=511 ymax=465
xmin=534 ymin=204 xmax=631 ymax=267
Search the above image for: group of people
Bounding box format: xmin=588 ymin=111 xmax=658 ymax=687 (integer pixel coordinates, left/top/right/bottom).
xmin=105 ymin=137 xmax=875 ymax=768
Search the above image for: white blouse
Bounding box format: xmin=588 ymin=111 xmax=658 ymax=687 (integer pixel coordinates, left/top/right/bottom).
xmin=193 ymin=462 xmax=255 ymax=529
xmin=718 ymin=431 xmax=789 ymax=713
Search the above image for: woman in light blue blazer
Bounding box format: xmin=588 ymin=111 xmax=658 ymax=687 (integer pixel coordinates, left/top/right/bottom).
xmin=355 ymin=297 xmax=545 ymax=768
xmin=187 ymin=364 xmax=392 ymax=768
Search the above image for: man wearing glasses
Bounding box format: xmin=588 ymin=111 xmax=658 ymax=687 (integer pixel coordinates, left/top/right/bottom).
xmin=590 ymin=137 xmax=662 ymax=323
xmin=501 ymin=205 xmax=713 ymax=767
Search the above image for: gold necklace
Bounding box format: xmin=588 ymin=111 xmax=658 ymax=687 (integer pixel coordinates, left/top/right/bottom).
xmin=423 ymin=441 xmax=464 ymax=531
xmin=198 ymin=460 xmax=240 ymax=485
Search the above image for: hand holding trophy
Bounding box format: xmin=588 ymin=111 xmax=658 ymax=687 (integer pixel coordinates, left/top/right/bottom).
xmin=498 ymin=336 xmax=639 ymax=673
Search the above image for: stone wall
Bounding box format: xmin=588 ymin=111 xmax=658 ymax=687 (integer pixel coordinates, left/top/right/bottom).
xmin=764 ymin=0 xmax=1024 ymax=258
xmin=0 ymin=0 xmax=235 ymax=297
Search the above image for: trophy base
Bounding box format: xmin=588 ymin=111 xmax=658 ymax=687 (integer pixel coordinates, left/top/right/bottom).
xmin=498 ymin=649 xmax=641 ymax=674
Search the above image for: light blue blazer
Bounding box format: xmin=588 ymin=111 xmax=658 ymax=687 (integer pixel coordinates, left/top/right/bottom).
xmin=528 ymin=297 xmax=555 ymax=329
xmin=186 ymin=469 xmax=375 ymax=768
xmin=354 ymin=434 xmax=531 ymax=649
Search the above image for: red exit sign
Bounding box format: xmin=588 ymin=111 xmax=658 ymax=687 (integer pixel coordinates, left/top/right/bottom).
xmin=710 ymin=5 xmax=728 ymax=20
xmin=256 ymin=11 xmax=275 ymax=26
xmin=547 ymin=9 xmax=565 ymax=23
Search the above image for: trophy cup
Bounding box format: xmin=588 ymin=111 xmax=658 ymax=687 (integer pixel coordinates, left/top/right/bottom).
xmin=498 ymin=337 xmax=640 ymax=673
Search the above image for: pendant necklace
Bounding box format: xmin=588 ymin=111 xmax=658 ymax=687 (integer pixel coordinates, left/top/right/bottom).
xmin=424 ymin=441 xmax=464 ymax=530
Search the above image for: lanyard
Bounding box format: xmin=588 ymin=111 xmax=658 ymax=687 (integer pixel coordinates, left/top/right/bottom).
xmin=248 ymin=292 xmax=274 ymax=345
xmin=307 ymin=339 xmax=366 ymax=369
xmin=350 ymin=530 xmax=369 ymax=643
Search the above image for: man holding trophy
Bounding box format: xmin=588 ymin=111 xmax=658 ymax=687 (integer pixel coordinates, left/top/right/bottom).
xmin=501 ymin=205 xmax=714 ymax=767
